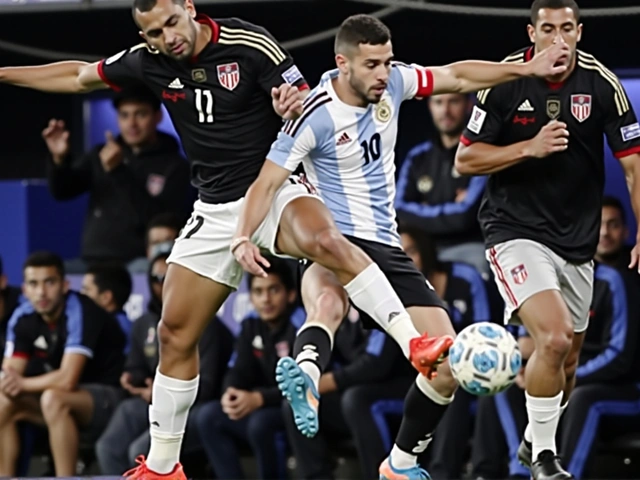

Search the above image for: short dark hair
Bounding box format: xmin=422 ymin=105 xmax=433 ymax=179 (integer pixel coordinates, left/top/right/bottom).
xmin=602 ymin=195 xmax=626 ymax=224
xmin=112 ymin=84 xmax=161 ymax=111
xmin=132 ymin=0 xmax=184 ymax=14
xmin=23 ymin=251 xmax=65 ymax=279
xmin=397 ymin=223 xmax=439 ymax=275
xmin=147 ymin=212 xmax=184 ymax=235
xmin=247 ymin=257 xmax=295 ymax=292
xmin=335 ymin=14 xmax=391 ymax=55
xmin=86 ymin=263 xmax=133 ymax=310
xmin=530 ymin=0 xmax=580 ymax=24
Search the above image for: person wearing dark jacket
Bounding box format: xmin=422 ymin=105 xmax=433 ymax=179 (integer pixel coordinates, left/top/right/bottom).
xmin=0 ymin=256 xmax=22 ymax=358
xmin=94 ymin=243 xmax=233 ymax=475
xmin=42 ymin=85 xmax=190 ymax=265
xmin=196 ymin=258 xmax=304 ymax=480
xmin=394 ymin=93 xmax=488 ymax=274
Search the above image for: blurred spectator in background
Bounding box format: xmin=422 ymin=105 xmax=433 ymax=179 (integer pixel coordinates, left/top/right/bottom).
xmin=81 ymin=263 xmax=133 ymax=352
xmin=145 ymin=212 xmax=183 ymax=259
xmin=395 ymin=94 xmax=488 ymax=275
xmin=0 ymin=252 xmax=126 ymax=477
xmin=96 ymin=243 xmax=232 ymax=475
xmin=0 ymin=256 xmax=22 ymax=358
xmin=197 ymin=258 xmax=303 ymax=480
xmin=42 ymin=85 xmax=190 ymax=270
xmin=595 ymin=196 xmax=631 ymax=269
xmin=398 ymin=224 xmax=492 ymax=479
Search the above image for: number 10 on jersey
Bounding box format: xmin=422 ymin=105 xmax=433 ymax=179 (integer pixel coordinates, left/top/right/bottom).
xmin=195 ymin=89 xmax=214 ymax=123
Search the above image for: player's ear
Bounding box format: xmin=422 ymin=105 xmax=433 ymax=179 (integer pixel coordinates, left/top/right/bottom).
xmin=184 ymin=0 xmax=196 ymax=17
xmin=139 ymin=31 xmax=147 ymax=42
xmin=576 ymin=23 xmax=583 ymax=42
xmin=335 ymin=53 xmax=349 ymax=74
xmin=526 ymin=23 xmax=536 ymax=43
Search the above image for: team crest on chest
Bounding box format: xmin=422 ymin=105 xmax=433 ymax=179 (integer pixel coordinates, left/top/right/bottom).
xmin=546 ymin=99 xmax=561 ymax=120
xmin=417 ymin=176 xmax=433 ymax=193
xmin=374 ymin=99 xmax=391 ymax=123
xmin=192 ymin=68 xmax=207 ymax=83
xmin=571 ymin=94 xmax=592 ymax=122
xmin=217 ymin=62 xmax=240 ymax=91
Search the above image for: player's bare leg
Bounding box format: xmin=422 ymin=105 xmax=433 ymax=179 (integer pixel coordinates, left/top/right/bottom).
xmin=276 ymin=196 xmax=451 ymax=372
xmin=126 ymin=264 xmax=232 ymax=479
xmin=519 ymin=331 xmax=585 ymax=468
xmin=380 ymin=305 xmax=458 ymax=478
xmin=0 ymin=393 xmax=43 ymax=476
xmin=276 ymin=263 xmax=349 ymax=436
xmin=516 ymin=290 xmax=574 ymax=479
xmin=40 ymin=388 xmax=94 ymax=476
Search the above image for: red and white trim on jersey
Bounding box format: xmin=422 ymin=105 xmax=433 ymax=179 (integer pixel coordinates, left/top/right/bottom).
xmin=489 ymin=247 xmax=519 ymax=307
xmin=615 ymin=145 xmax=640 ymax=159
xmin=415 ymin=67 xmax=434 ymax=98
xmin=97 ymin=60 xmax=122 ymax=92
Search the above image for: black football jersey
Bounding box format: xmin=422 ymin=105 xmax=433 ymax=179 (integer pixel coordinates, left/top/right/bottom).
xmin=461 ymin=47 xmax=640 ymax=263
xmin=98 ymin=15 xmax=308 ymax=204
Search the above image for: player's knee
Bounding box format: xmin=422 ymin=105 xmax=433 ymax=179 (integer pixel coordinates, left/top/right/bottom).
xmin=40 ymin=389 xmax=68 ymax=421
xmin=157 ymin=318 xmax=198 ymax=358
xmin=539 ymin=328 xmax=573 ymax=364
xmin=0 ymin=392 xmax=16 ymax=422
xmin=564 ymin=352 xmax=579 ymax=381
xmin=340 ymin=386 xmax=365 ymax=419
xmin=308 ymin=228 xmax=349 ymax=261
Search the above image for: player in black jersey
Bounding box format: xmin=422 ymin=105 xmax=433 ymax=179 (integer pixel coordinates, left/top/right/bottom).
xmin=455 ymin=1 xmax=640 ymax=478
xmin=0 ymin=2 xmax=473 ymax=478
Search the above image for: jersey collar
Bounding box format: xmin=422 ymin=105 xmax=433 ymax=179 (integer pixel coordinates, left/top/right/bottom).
xmin=525 ymin=46 xmax=566 ymax=90
xmin=190 ymin=14 xmax=219 ymax=63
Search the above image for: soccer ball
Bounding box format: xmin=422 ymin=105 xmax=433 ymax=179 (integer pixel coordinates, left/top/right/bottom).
xmin=448 ymin=322 xmax=521 ymax=396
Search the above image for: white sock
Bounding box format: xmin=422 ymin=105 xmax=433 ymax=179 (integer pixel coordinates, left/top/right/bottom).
xmin=525 ymin=391 xmax=563 ymax=460
xmin=344 ymin=263 xmax=420 ymax=358
xmin=390 ymin=444 xmax=418 ymax=470
xmin=298 ymin=362 xmax=321 ymax=391
xmin=524 ymin=399 xmax=568 ymax=443
xmin=146 ymin=370 xmax=199 ymax=474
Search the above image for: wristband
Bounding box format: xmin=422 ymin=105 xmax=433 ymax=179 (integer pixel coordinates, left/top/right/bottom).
xmin=230 ymin=236 xmax=250 ymax=254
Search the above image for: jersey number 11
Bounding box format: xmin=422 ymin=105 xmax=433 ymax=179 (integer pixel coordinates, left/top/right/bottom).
xmin=195 ymin=89 xmax=215 ymax=123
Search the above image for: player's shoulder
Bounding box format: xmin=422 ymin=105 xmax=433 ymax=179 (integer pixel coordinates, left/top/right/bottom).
xmin=476 ymin=46 xmax=529 ymax=105
xmin=104 ymin=42 xmax=159 ymax=64
xmin=8 ymin=301 xmax=36 ymax=327
xmin=576 ymin=49 xmax=623 ymax=87
xmin=282 ymin=80 xmax=335 ymax=138
xmin=216 ymin=17 xmax=288 ymax=64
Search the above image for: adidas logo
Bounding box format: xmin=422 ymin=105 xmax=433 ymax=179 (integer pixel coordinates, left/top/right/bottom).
xmin=168 ymin=78 xmax=184 ymax=89
xmin=517 ymin=99 xmax=534 ymax=112
xmin=336 ymin=132 xmax=352 ymax=145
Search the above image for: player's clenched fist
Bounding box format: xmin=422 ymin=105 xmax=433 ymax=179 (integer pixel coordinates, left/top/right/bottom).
xmin=272 ymin=83 xmax=304 ymax=120
xmin=526 ymin=120 xmax=570 ymax=158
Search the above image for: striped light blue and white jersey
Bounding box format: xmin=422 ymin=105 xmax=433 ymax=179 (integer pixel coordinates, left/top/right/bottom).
xmin=267 ymin=62 xmax=434 ymax=247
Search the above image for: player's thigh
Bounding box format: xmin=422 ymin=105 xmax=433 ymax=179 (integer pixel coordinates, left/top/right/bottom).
xmin=487 ymin=239 xmax=571 ymax=336
xmin=3 ymin=393 xmax=44 ymax=426
xmin=40 ymin=388 xmax=94 ymax=426
xmin=300 ymin=262 xmax=349 ymax=323
xmin=253 ymin=180 xmax=328 ymax=258
xmin=560 ymin=261 xmax=594 ymax=334
xmin=161 ymin=263 xmax=233 ymax=347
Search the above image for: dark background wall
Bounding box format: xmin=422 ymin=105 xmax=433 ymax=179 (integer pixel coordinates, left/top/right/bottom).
xmin=0 ymin=0 xmax=638 ymax=178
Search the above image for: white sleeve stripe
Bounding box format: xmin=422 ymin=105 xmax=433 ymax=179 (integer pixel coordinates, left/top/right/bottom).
xmin=64 ymin=346 xmax=94 ymax=358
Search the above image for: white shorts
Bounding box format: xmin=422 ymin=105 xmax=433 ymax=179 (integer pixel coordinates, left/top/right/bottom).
xmin=167 ymin=179 xmax=318 ymax=290
xmin=486 ymin=239 xmax=594 ymax=333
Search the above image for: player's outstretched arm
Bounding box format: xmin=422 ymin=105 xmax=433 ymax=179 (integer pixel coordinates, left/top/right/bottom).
xmin=429 ymin=42 xmax=569 ymax=95
xmin=231 ymin=160 xmax=291 ymax=276
xmin=0 ymin=61 xmax=107 ymax=93
xmin=455 ymin=120 xmax=569 ymax=175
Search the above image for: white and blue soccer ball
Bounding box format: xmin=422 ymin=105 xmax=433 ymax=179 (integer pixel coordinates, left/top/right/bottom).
xmin=448 ymin=322 xmax=522 ymax=396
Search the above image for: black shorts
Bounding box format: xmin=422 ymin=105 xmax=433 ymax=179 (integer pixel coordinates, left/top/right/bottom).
xmin=302 ymin=235 xmax=448 ymax=330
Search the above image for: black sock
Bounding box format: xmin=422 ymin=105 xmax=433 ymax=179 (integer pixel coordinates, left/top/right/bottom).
xmin=292 ymin=325 xmax=333 ymax=373
xmin=395 ymin=381 xmax=450 ymax=456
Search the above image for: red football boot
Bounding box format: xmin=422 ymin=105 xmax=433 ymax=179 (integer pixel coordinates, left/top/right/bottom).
xmin=409 ymin=334 xmax=454 ymax=379
xmin=123 ymin=456 xmax=187 ymax=480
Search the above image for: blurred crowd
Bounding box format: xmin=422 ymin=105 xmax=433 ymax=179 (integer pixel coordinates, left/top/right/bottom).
xmin=0 ymin=86 xmax=638 ymax=480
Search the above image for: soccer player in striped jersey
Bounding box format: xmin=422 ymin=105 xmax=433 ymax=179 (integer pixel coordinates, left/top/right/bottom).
xmin=231 ymin=14 xmax=569 ymax=480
